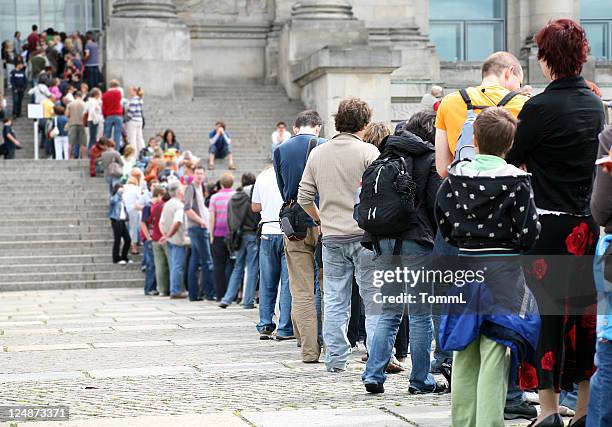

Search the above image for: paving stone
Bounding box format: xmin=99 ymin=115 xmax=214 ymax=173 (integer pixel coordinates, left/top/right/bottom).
xmin=0 ymin=320 xmax=45 ymax=327
xmin=241 ymin=408 xmax=406 ymax=426
xmin=87 ymin=365 xmax=197 ymax=379
xmin=1 ymin=328 xmax=61 ymax=336
xmin=91 ymin=340 xmax=174 ymax=349
xmin=24 ymin=412 xmax=248 ymax=427
xmin=61 ymin=326 xmax=114 ymax=333
xmin=5 ymin=343 xmax=91 ymax=352
xmin=111 ymin=325 xmax=181 ymax=332
xmin=0 ymin=370 xmax=85 ymax=382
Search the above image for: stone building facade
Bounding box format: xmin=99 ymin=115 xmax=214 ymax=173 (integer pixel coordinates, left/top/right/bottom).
xmin=105 ymin=0 xmax=611 ymax=129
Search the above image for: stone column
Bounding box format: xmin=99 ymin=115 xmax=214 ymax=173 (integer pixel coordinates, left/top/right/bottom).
xmin=523 ymin=0 xmax=586 ymax=85
xmin=105 ymin=0 xmax=194 ymax=98
xmin=279 ymin=0 xmax=368 ymax=98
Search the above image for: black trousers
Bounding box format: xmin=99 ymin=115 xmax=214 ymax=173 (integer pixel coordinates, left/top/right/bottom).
xmin=211 ymin=237 xmax=231 ymax=301
xmin=111 ymin=219 xmax=131 ymax=263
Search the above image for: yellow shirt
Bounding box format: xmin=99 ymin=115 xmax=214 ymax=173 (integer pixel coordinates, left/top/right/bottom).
xmin=435 ymin=85 xmax=528 ymax=155
xmin=42 ymin=99 xmax=55 ymax=119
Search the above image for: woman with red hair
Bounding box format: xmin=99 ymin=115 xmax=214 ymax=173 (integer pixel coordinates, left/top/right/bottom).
xmin=507 ymin=19 xmax=606 ymax=427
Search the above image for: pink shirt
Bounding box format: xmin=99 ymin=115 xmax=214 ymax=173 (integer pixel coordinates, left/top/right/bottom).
xmin=49 ymin=86 xmax=62 ymax=100
xmin=209 ymin=188 xmax=235 ymax=238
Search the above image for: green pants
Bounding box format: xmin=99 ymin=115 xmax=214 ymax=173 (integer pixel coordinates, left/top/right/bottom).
xmin=152 ymin=242 xmax=170 ymax=295
xmin=451 ymin=335 xmax=510 ymax=427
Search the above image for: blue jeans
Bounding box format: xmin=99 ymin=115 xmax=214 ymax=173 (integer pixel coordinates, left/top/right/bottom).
xmin=105 ymin=175 xmax=120 ymax=195
xmin=363 ymin=239 xmax=436 ymax=389
xmin=104 ymin=115 xmax=123 ymax=146
xmin=88 ymin=122 xmax=99 ymax=149
xmin=257 ymin=234 xmax=293 ymax=337
xmin=166 ymin=242 xmax=185 ymax=296
xmin=143 ymin=240 xmax=156 ymax=294
xmin=187 ymin=227 xmax=215 ymax=301
xmin=322 ymin=241 xmax=379 ymax=371
xmin=431 ymin=230 xmax=457 ymax=369
xmin=588 ymin=340 xmax=612 ymax=426
xmin=221 ymin=234 xmax=259 ymax=307
xmin=209 ymin=142 xmax=230 ymax=159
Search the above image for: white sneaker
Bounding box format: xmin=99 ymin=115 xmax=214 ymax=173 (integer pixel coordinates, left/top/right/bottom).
xmin=524 ymin=391 xmax=539 ymax=404
xmin=118 ymin=260 xmax=127 ymax=265
xmin=127 ymin=260 xmax=134 ymax=264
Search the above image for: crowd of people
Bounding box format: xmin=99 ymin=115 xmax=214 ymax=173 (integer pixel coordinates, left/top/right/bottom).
xmin=2 ymin=17 xmax=612 ymax=427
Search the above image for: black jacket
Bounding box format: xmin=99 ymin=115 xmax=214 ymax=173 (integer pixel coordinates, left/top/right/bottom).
xmin=507 ymin=76 xmax=605 ymax=215
xmin=382 ymin=131 xmax=441 ymax=245
xmin=436 ymin=161 xmax=540 ymax=253
xmin=227 ymin=185 xmax=260 ymax=235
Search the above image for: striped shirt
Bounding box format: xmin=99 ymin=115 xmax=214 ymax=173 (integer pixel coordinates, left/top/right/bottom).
xmin=127 ymin=97 xmax=143 ymax=122
xmin=209 ymin=188 xmax=235 ymax=238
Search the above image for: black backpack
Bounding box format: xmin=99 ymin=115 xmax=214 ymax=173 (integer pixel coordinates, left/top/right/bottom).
xmin=357 ymin=150 xmax=418 ymax=254
xmin=279 ymin=138 xmax=319 ymax=241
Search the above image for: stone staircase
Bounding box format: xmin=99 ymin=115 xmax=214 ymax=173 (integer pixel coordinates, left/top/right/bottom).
xmin=0 ymin=160 xmax=143 ymax=291
xmin=0 ymin=84 xmax=305 ymax=291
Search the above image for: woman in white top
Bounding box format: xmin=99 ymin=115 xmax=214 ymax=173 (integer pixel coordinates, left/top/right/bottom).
xmin=85 ymin=88 xmax=103 ymax=150
xmin=122 ymin=176 xmax=143 ymax=255
xmin=121 ymin=145 xmax=137 ymax=179
xmin=126 ymin=86 xmax=145 ymax=154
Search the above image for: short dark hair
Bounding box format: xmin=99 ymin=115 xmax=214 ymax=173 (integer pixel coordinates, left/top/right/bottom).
xmin=3 ymin=117 xmax=11 ymax=124
xmin=473 ymin=107 xmax=518 ymax=157
xmin=86 ymin=31 xmax=94 ymax=40
xmin=294 ymin=110 xmax=322 ymax=129
xmin=215 ymin=121 xmax=226 ymax=129
xmin=152 ymin=187 xmax=166 ymax=198
xmin=32 ymin=25 xmax=38 ymax=31
xmin=404 ymin=110 xmax=437 ymax=143
xmin=53 ymin=105 xmax=65 ymax=115
xmin=241 ymin=173 xmax=256 ymax=188
xmin=535 ymin=19 xmax=589 ymax=79
xmin=276 ymin=121 xmax=287 ymax=128
xmin=334 ymin=97 xmax=372 ymax=133
xmin=194 ymin=164 xmax=205 ymax=172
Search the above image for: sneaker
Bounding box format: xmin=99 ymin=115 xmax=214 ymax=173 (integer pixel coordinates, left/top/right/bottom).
xmin=327 ymin=367 xmax=346 ymax=373
xmin=409 ymin=381 xmax=447 ymax=395
xmin=218 ymin=302 xmax=228 ymax=309
xmin=275 ymin=335 xmax=296 ymax=341
xmin=364 ymin=382 xmax=385 ymax=394
xmin=524 ymin=392 xmax=540 ymax=405
xmin=504 ymin=401 xmax=537 ymax=421
xmin=169 ymin=291 xmax=188 ymax=299
xmin=127 ymin=260 xmax=134 ymax=264
xmin=259 ymin=327 xmax=273 ymax=340
xmin=145 ymin=290 xmax=159 ymax=296
xmin=118 ymin=260 xmax=127 ymax=265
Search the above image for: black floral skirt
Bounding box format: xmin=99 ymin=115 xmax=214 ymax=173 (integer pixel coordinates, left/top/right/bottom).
xmin=519 ymin=214 xmax=598 ymax=392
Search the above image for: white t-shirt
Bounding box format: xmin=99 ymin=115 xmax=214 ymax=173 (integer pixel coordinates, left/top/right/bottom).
xmin=252 ymin=167 xmax=283 ymax=235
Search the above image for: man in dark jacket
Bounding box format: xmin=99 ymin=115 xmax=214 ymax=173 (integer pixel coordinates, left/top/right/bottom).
xmin=10 ymin=61 xmax=27 ymax=118
xmin=589 ymin=125 xmax=612 ymax=426
xmin=362 ymin=110 xmax=446 ymax=395
xmin=219 ymin=173 xmax=260 ymax=308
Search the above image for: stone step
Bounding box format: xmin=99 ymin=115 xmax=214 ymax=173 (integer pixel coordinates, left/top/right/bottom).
xmin=0 ymin=218 xmax=110 ymax=228
xmin=0 ymin=232 xmax=111 ymax=242
xmin=0 ymin=278 xmax=143 ymax=292
xmin=0 ymin=254 xmax=141 ymax=266
xmin=0 ymin=262 xmax=141 ymax=274
xmin=0 ymin=270 xmax=143 ymax=283
xmin=0 ymin=212 xmax=108 ymax=220
xmin=0 ymin=239 xmax=112 ymax=250
xmin=0 ymin=225 xmax=104 ymax=234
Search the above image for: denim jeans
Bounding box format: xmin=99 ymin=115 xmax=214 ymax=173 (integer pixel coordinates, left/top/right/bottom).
xmin=166 ymin=242 xmax=185 ymax=296
xmin=431 ymin=230 xmax=457 ymax=368
xmin=187 ymin=227 xmax=215 ymax=301
xmin=588 ymin=340 xmax=612 ymax=426
xmin=222 ymin=234 xmax=259 ymax=307
xmin=143 ymin=240 xmax=156 ymax=294
xmin=362 ymin=239 xmax=436 ymax=389
xmin=88 ymin=122 xmax=99 ymax=149
xmin=257 ymin=234 xmax=293 ymax=337
xmin=322 ymin=241 xmax=379 ymax=371
xmin=12 ymin=88 xmax=24 ymax=117
xmin=105 ymin=175 xmax=120 ymax=195
xmin=104 ymin=115 xmax=123 ymax=146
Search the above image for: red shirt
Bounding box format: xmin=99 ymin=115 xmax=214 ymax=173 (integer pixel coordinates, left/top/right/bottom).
xmin=27 ymin=32 xmax=40 ymax=52
xmin=102 ymin=89 xmax=123 ymax=117
xmin=149 ymin=200 xmax=166 ymax=242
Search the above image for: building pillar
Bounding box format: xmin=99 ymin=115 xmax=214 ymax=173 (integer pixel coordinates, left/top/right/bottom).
xmin=523 ymin=0 xmax=586 ymax=85
xmin=105 ymin=0 xmax=194 ymax=98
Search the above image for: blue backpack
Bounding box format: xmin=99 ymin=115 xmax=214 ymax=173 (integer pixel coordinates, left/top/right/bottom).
xmin=455 ymin=89 xmax=519 ymax=161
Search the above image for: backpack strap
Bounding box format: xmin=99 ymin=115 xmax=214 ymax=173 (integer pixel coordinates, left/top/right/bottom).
xmin=497 ymin=91 xmax=519 ymax=107
xmin=305 ymin=138 xmax=318 ymax=163
xmin=459 ymin=89 xmax=474 ymax=110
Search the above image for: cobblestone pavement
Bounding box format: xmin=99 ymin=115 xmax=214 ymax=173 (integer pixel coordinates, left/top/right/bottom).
xmin=0 ymin=289 xmax=535 ymax=426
